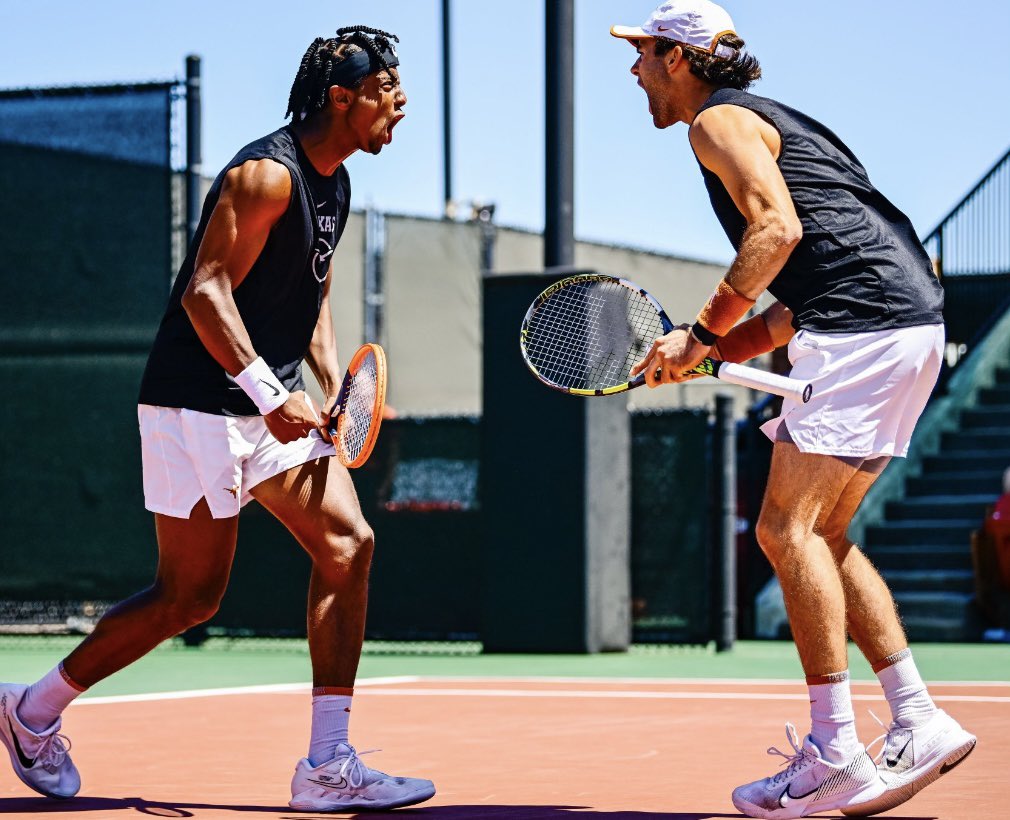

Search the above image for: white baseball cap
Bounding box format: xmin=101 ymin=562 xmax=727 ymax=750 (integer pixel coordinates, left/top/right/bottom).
xmin=611 ymin=0 xmax=739 ymax=58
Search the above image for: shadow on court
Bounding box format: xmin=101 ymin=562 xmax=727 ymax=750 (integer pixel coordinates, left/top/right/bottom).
xmin=0 ymin=797 xmax=939 ymax=820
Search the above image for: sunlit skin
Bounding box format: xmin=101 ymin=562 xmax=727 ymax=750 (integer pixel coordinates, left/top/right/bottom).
xmin=621 ymin=35 xmax=913 ymax=684
xmin=61 ymin=61 xmax=406 ymax=692
xmin=624 ymin=37 xmax=801 ymax=389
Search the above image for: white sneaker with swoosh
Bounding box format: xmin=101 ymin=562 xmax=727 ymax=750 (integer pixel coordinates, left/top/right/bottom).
xmin=289 ymin=742 xmax=435 ymax=812
xmin=847 ymin=709 xmax=976 ymax=816
xmin=0 ymin=683 xmax=80 ymax=799
xmin=731 ymin=723 xmax=885 ymax=819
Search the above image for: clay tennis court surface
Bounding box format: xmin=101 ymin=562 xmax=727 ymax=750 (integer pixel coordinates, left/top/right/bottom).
xmin=1 ymin=676 xmax=1006 ymax=819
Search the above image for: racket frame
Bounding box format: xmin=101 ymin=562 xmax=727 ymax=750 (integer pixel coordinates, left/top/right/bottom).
xmin=328 ymin=342 xmax=388 ymax=468
xmin=520 ymin=274 xmax=675 ymax=397
xmin=520 ymin=273 xmax=813 ymax=404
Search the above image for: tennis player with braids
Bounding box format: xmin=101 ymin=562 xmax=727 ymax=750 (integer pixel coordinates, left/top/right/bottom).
xmin=0 ymin=27 xmax=434 ymax=812
xmin=614 ymin=2 xmax=974 ymax=818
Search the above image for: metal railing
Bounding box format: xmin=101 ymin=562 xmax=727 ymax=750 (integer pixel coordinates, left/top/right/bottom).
xmin=923 ymin=145 xmax=1010 ymax=277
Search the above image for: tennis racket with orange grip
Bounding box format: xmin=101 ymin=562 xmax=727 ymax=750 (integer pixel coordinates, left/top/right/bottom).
xmin=326 ymin=343 xmax=388 ymax=468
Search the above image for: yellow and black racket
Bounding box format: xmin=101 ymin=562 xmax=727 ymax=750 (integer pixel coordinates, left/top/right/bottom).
xmin=520 ymin=274 xmax=812 ymax=403
xmin=327 ymin=343 xmax=388 ymax=468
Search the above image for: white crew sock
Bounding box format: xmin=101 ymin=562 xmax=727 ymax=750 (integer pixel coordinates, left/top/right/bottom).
xmin=17 ymin=663 xmax=86 ymax=733
xmin=874 ymin=648 xmax=938 ymax=728
xmin=308 ymin=686 xmax=353 ymax=767
xmin=807 ymin=670 xmax=860 ymax=765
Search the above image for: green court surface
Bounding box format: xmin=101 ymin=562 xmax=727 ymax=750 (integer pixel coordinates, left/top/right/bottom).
xmin=1 ymin=637 xmax=1007 ymax=697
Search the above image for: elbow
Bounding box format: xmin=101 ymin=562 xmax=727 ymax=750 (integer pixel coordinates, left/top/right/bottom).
xmin=181 ymin=275 xmax=216 ymax=316
xmin=777 ymin=217 xmax=803 ymax=251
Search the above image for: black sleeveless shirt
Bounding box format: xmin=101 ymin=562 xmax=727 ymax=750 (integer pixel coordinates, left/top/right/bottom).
xmin=139 ymin=127 xmax=351 ymax=415
xmin=695 ymin=88 xmax=943 ymax=332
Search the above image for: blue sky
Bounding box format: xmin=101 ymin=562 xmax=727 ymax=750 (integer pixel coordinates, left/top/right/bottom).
xmin=4 ymin=0 xmax=1008 ymax=264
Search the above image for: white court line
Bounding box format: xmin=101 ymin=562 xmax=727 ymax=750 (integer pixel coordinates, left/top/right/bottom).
xmin=353 ymin=687 xmax=1010 ymax=705
xmin=70 ymin=676 xmax=1009 ymax=707
xmin=73 ymin=676 xmax=418 ymax=706
xmin=363 ymin=675 xmax=1010 ymax=688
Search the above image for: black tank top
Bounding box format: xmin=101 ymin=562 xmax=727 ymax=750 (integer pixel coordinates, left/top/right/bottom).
xmin=139 ymin=127 xmax=351 ymax=415
xmin=695 ymin=88 xmax=943 ymax=332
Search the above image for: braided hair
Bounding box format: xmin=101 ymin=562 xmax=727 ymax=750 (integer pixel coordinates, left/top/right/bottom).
xmin=285 ymin=26 xmax=400 ymax=121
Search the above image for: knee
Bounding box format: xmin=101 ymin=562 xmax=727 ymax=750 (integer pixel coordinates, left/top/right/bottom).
xmin=151 ymin=583 xmax=226 ymax=633
xmin=314 ymin=522 xmax=374 ymax=583
xmin=755 ymin=508 xmax=806 ymax=565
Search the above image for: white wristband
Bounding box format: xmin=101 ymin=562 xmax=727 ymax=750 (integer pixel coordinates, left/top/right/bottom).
xmin=234 ymin=357 xmax=290 ymax=415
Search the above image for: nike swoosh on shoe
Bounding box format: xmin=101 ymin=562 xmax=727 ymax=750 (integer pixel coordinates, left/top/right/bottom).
xmin=6 ymin=715 xmax=36 ymax=769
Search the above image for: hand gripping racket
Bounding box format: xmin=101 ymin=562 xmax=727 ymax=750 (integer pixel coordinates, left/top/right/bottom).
xmin=520 ymin=274 xmax=812 ymax=403
xmin=327 ymin=343 xmax=388 ymax=468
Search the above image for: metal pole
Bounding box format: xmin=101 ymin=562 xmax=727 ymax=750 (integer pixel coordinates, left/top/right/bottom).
xmin=544 ymin=0 xmax=575 ymax=268
xmin=715 ymin=394 xmax=737 ymax=652
xmin=185 ymin=55 xmax=202 ymax=245
xmin=441 ymin=0 xmax=453 ymax=216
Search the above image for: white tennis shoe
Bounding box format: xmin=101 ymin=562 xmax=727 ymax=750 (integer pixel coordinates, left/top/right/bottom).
xmin=0 ymin=683 xmax=80 ymax=799
xmin=289 ymin=742 xmax=435 ymax=812
xmin=846 ymin=710 xmax=976 ymax=816
xmin=731 ymin=723 xmax=885 ymax=819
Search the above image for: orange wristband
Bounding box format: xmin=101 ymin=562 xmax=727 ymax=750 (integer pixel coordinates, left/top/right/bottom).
xmin=711 ymin=314 xmax=775 ymax=363
xmin=695 ymin=279 xmax=756 ymax=339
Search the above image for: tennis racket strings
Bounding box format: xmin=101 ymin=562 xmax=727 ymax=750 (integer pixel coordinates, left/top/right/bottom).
xmin=524 ymin=278 xmax=665 ymax=391
xmin=337 ymin=348 xmax=379 ymax=464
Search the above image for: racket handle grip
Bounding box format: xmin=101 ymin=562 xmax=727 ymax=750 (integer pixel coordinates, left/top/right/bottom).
xmin=708 ymin=359 xmax=813 ymax=404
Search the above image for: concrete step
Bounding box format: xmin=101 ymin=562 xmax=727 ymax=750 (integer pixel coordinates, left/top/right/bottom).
xmin=865 ymin=520 xmax=977 ymax=547
xmin=979 ymin=385 xmax=1010 ymax=404
xmin=942 ymin=429 xmax=1010 ymax=451
xmin=960 ymin=406 xmax=1010 ymax=429
xmin=925 ymin=451 xmax=1010 ymax=473
xmin=902 ymin=615 xmax=981 ymax=642
xmin=881 ymin=568 xmax=975 ymax=594
xmin=906 ymin=472 xmax=1003 ymax=497
xmin=894 ymin=591 xmax=975 ymax=622
xmin=864 ymin=544 xmax=973 ymax=571
xmin=886 ymin=495 xmax=993 ymax=521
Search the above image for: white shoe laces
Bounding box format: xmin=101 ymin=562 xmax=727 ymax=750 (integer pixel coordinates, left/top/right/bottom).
xmin=335 ymin=746 xmax=380 ymax=789
xmin=36 ymin=732 xmax=71 ymax=773
xmin=766 ymin=723 xmax=816 ymax=787
xmin=865 ymin=709 xmax=902 ymax=765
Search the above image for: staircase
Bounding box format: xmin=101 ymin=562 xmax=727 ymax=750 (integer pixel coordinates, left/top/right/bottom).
xmin=863 ymin=368 xmax=1010 ymax=641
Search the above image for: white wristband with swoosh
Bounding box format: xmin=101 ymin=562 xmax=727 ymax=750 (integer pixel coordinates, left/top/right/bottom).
xmin=235 ymin=356 xmax=290 ymax=415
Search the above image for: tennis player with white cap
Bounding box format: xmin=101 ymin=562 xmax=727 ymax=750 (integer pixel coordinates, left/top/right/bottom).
xmin=613 ymin=2 xmax=975 ymax=818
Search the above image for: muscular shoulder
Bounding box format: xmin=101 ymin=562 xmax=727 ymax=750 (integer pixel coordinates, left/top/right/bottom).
xmin=219 ymin=158 xmax=293 ymax=222
xmin=690 ymin=104 xmax=781 ymax=163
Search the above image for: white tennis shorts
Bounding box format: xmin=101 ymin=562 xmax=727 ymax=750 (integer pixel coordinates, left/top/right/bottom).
xmin=138 ymin=404 xmax=335 ymax=519
xmin=760 ymin=324 xmax=945 ymax=459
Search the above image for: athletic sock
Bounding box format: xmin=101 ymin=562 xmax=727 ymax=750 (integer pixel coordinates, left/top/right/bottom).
xmin=308 ymin=686 xmax=353 ymax=767
xmin=873 ymin=648 xmax=938 ymax=728
xmin=807 ymin=670 xmax=860 ymax=765
xmin=16 ymin=662 xmax=86 ymax=733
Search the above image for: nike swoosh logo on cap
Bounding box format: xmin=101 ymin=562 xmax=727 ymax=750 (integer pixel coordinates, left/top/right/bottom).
xmin=5 ymin=714 xmax=37 ymax=769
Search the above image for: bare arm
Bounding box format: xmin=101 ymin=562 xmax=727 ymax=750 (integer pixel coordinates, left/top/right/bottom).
xmin=690 ymin=104 xmax=803 ymax=299
xmin=632 ymin=106 xmax=802 ymax=386
xmin=762 ymin=301 xmax=796 ymax=347
xmin=181 ymin=159 xmax=290 ymax=374
xmin=305 ymin=265 xmax=342 ymax=444
xmin=180 ymin=158 xmax=319 ymax=442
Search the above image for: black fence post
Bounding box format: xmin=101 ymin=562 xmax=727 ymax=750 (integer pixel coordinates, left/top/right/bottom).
xmin=185 ymin=55 xmax=202 ymax=245
xmin=715 ymin=394 xmax=737 ymax=651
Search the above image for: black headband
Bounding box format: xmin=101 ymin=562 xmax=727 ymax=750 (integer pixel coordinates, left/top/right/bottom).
xmin=329 ymin=41 xmax=400 ymax=89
